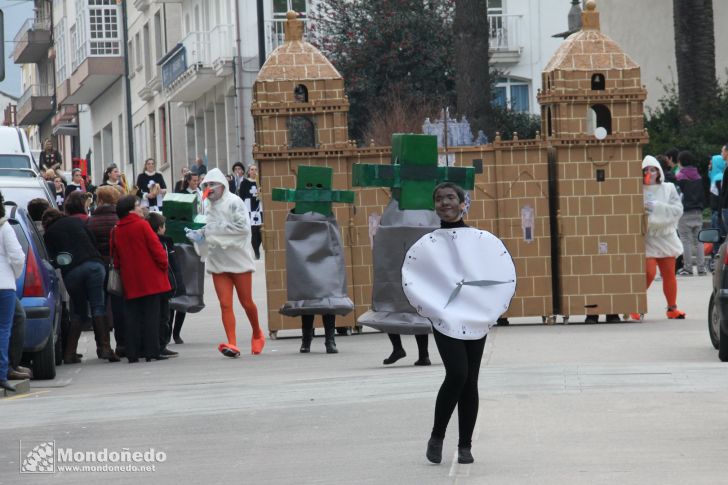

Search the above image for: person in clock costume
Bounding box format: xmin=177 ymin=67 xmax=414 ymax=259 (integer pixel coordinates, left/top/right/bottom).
xmin=410 ymin=182 xmax=516 ymax=466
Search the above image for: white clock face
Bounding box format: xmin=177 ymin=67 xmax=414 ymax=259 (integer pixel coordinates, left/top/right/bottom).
xmin=401 ymin=228 xmax=517 ymax=339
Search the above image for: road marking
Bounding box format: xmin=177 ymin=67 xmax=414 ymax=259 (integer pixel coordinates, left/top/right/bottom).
xmin=3 ymin=390 xmax=51 ymax=401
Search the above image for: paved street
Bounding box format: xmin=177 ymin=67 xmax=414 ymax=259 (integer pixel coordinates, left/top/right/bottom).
xmin=1 ymin=259 xmax=726 ymax=484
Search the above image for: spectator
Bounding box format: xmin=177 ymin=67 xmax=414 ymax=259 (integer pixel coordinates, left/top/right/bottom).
xmin=8 ymin=299 xmax=32 ymax=380
xmin=656 ymin=155 xmax=678 ymax=185
xmin=43 ymin=208 xmax=115 ymax=363
xmin=0 ymin=191 xmax=26 ymax=391
xmin=174 ymin=166 xmax=190 ymax=194
xmin=135 ymin=159 xmax=167 ymax=211
xmin=53 ymin=176 xmax=66 ymax=210
xmin=239 ymin=165 xmax=263 ymax=260
xmin=718 ymin=143 xmax=728 ymax=234
xmin=676 ymin=151 xmax=706 ymax=276
xmin=65 ymin=168 xmax=85 ymax=197
xmin=228 ymin=162 xmax=245 ymax=195
xmin=38 ymin=138 xmax=62 ymax=174
xmin=87 ymin=186 xmax=126 ymax=358
xmin=64 ymin=191 xmax=92 ymax=223
xmin=147 ymin=212 xmax=181 ymax=358
xmin=192 ymin=157 xmax=207 ymax=176
xmin=111 ymin=196 xmax=171 ymax=362
xmin=100 ymin=164 xmax=126 ymax=195
xmin=27 ymin=198 xmax=50 ymax=235
xmin=664 ymin=148 xmax=680 ymax=179
xmin=181 ymin=172 xmax=201 ymax=197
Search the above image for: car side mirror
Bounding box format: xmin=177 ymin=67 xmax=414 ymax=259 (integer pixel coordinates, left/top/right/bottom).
xmin=698 ymin=229 xmax=721 ymax=243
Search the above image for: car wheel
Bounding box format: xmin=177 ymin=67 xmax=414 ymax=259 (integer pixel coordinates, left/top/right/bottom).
xmin=720 ymin=321 xmax=728 ymax=362
xmin=54 ymin=331 xmax=63 ymax=367
xmin=32 ymin=334 xmax=57 ymax=380
xmin=709 ymin=293 xmax=720 ymax=350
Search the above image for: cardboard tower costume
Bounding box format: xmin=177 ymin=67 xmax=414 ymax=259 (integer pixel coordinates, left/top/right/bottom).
xmin=272 ymin=166 xmax=355 ymax=353
xmin=353 ymin=134 xmax=475 ymax=335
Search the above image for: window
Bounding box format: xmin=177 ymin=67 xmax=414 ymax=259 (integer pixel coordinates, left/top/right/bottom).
xmin=55 ymin=18 xmax=67 ymax=82
xmin=486 ymin=0 xmax=503 ymax=14
xmin=127 ymin=38 xmax=134 ymax=77
xmin=591 ymin=73 xmax=605 ymax=90
xmin=148 ymin=113 xmax=156 ymax=162
xmin=294 ymin=84 xmax=308 ymax=102
xmin=134 ymin=32 xmax=142 ymax=71
xmin=288 ymin=116 xmax=315 ymax=148
xmin=159 ymin=107 xmax=167 ymax=164
xmin=87 ymin=0 xmax=120 ymax=55
xmin=492 ymin=78 xmax=530 ymax=112
xmin=134 ymin=121 xmax=147 ymax=168
xmin=143 ymin=23 xmax=151 ymax=81
xmin=587 ymin=104 xmax=612 ymax=135
xmin=273 ymin=0 xmax=309 ymax=18
xmin=154 ymin=12 xmax=163 ymax=63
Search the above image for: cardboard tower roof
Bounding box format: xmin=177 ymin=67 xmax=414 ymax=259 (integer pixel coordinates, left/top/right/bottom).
xmin=256 ymin=11 xmax=343 ymax=82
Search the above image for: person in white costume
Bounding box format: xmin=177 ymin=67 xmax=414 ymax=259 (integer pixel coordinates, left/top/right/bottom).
xmin=631 ymin=155 xmax=685 ymax=320
xmin=186 ymin=168 xmax=265 ymax=358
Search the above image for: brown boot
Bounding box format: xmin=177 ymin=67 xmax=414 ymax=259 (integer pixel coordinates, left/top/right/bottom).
xmin=63 ymin=318 xmax=83 ymax=364
xmin=93 ymin=316 xmax=119 ymax=362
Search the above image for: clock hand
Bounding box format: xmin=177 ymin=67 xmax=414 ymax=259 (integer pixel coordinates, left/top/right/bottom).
xmin=461 ymin=280 xmax=513 ymax=287
xmin=443 ymin=281 xmax=464 ymax=309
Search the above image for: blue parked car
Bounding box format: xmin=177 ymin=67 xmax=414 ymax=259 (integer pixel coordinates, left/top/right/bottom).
xmin=5 ymin=203 xmax=62 ymax=379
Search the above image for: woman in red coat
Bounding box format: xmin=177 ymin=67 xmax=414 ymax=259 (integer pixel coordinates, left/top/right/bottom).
xmin=111 ymin=195 xmax=171 ymax=362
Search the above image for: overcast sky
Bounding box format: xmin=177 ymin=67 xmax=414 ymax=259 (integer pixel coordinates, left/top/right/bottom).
xmin=0 ymin=0 xmax=34 ymax=97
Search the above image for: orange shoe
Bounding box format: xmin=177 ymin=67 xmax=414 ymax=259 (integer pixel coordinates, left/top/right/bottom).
xmin=251 ymin=333 xmax=266 ymax=355
xmin=218 ymin=343 xmax=240 ymax=358
xmin=666 ymin=308 xmax=686 ymax=319
xmin=629 ymin=313 xmax=643 ymax=322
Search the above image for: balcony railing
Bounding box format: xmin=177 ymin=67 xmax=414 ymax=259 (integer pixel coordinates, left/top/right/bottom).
xmin=489 ymin=14 xmax=523 ymax=52
xmin=264 ymin=17 xmax=310 ymax=55
xmin=210 ymin=24 xmax=235 ymax=62
xmin=18 ymin=84 xmax=52 ymax=109
xmin=13 ymin=17 xmax=51 ymax=43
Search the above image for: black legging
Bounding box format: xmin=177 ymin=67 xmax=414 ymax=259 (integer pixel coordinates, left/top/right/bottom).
xmin=301 ymin=313 xmax=335 ymax=327
xmin=431 ymin=329 xmax=487 ymax=448
xmin=251 ymin=225 xmax=262 ymax=258
xmin=388 ymin=333 xmax=429 ymax=357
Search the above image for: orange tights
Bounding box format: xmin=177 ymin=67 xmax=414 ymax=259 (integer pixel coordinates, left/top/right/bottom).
xmin=212 ymin=272 xmax=261 ymax=346
xmin=645 ymin=257 xmax=677 ymax=308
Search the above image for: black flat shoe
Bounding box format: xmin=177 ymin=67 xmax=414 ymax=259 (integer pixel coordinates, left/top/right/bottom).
xmin=414 ymin=357 xmax=431 ymax=366
xmin=0 ymin=380 xmax=17 ymax=392
xmin=383 ymin=348 xmax=406 ymax=365
xmin=145 ymin=355 xmax=169 ymax=362
xmin=426 ymin=437 xmax=443 ymax=464
xmin=458 ymin=447 xmax=474 ymax=464
xmin=160 ymin=348 xmax=179 ymax=357
xmin=173 ymin=336 xmax=184 ymax=344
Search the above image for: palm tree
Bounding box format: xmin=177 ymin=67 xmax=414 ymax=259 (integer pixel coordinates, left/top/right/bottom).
xmin=673 ymin=0 xmax=717 ymax=126
xmin=454 ymin=0 xmax=491 ymax=135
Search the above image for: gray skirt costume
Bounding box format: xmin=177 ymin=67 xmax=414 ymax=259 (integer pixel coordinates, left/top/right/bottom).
xmin=279 ymin=211 xmax=354 ymax=316
xmin=357 ymin=199 xmax=438 ymax=335
xmin=169 ymin=244 xmax=206 ymax=313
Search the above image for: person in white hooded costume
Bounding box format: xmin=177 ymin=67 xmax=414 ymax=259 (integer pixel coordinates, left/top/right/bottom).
xmin=631 ymin=155 xmax=686 ymax=320
xmin=186 ymin=168 xmax=265 ymax=357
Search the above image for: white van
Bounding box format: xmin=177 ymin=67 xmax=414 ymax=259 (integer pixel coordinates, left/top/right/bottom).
xmin=0 ymin=126 xmax=40 ymax=174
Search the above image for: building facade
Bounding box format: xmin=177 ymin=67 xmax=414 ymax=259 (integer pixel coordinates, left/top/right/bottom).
xmin=12 ymin=1 xmax=55 ymax=150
